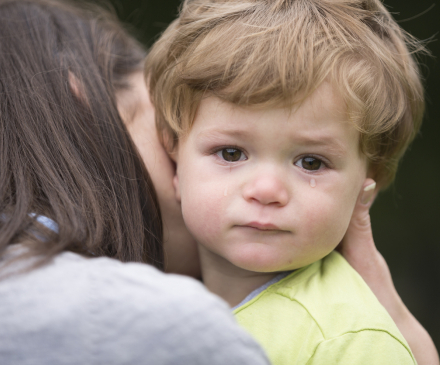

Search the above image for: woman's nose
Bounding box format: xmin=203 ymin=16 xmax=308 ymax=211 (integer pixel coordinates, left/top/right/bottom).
xmin=242 ymin=171 xmax=289 ymax=207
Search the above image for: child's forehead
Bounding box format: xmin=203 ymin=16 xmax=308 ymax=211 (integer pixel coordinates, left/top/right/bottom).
xmin=195 ymin=82 xmax=349 ymax=130
xmin=192 ymin=84 xmax=358 ymax=153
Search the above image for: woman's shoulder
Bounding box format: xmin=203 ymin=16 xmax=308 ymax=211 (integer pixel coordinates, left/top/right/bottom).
xmin=55 ymin=251 xmax=220 ymax=312
xmin=0 ymin=248 xmax=223 ymax=322
xmin=0 ymin=249 xmax=269 ymax=365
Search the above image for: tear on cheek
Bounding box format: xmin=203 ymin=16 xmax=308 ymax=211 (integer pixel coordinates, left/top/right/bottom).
xmin=310 ymin=178 xmax=316 ymax=188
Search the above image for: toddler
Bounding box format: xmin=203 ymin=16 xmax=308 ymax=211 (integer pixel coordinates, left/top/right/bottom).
xmin=146 ymin=0 xmax=424 ymax=363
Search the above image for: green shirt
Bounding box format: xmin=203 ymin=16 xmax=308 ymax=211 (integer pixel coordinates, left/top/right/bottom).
xmin=233 ymin=251 xmax=415 ymax=365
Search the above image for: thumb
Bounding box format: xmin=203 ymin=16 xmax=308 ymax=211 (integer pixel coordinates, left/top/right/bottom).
xmin=337 ymin=178 xmax=377 ymax=257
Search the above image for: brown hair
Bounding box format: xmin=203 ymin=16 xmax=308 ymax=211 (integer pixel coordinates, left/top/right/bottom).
xmin=146 ymin=0 xmax=426 ymax=188
xmin=0 ymin=0 xmax=163 ymax=269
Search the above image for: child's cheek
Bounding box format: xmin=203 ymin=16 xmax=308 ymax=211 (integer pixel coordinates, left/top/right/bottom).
xmin=180 ymin=178 xmax=226 ymax=247
xmin=301 ymin=185 xmax=356 ymax=253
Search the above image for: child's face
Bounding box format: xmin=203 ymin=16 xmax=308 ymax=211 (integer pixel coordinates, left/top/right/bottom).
xmin=174 ymin=82 xmax=368 ymax=273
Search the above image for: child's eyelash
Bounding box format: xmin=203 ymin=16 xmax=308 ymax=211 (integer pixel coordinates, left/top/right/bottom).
xmin=209 ymin=147 xmax=333 ymax=170
xmin=294 ymin=154 xmax=333 ymax=173
xmin=209 ymin=145 xmax=247 ymax=157
xmin=210 ymin=145 xmax=244 ymax=154
xmin=212 ymin=146 xmax=248 ymax=163
xmin=297 ymin=154 xmax=332 ymax=165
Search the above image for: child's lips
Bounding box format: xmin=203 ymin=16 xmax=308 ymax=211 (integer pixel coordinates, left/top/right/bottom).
xmin=239 ymin=221 xmax=290 ymax=232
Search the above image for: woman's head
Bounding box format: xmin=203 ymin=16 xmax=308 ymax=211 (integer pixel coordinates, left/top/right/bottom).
xmin=0 ymin=0 xmax=163 ymax=268
xmin=116 ymin=71 xmax=200 ymax=277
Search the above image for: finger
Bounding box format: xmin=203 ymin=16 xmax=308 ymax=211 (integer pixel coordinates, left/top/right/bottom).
xmin=361 ymin=179 xmax=376 ymax=206
xmin=350 ymin=178 xmax=377 ymax=231
xmin=337 ymin=178 xmax=377 ymax=254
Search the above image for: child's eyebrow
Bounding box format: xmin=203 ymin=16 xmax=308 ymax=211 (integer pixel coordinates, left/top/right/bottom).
xmin=196 ymin=129 xmax=251 ymax=141
xmin=197 ymin=129 xmax=348 ymax=157
xmin=292 ymin=135 xmax=348 ymax=157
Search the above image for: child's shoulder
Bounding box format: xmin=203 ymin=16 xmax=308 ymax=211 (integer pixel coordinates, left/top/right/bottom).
xmin=273 ymin=251 xmax=397 ymax=332
xmin=234 ymin=251 xmax=415 ymax=365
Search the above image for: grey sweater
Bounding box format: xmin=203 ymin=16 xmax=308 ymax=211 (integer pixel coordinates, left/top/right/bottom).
xmin=0 ymin=246 xmax=270 ymax=365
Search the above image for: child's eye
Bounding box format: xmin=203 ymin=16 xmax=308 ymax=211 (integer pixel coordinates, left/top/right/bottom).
xmin=216 ymin=148 xmax=247 ymax=162
xmin=295 ymin=156 xmax=323 ymax=171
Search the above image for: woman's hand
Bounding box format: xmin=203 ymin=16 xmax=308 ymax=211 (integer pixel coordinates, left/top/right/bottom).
xmin=337 ymin=178 xmax=439 ymax=365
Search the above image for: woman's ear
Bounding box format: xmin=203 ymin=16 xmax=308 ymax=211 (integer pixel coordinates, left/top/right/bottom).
xmin=68 ymin=71 xmax=82 ymax=97
xmin=68 ymin=71 xmax=88 ymax=105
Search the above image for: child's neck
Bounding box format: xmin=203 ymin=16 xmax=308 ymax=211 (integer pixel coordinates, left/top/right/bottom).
xmin=198 ymin=244 xmax=279 ymax=307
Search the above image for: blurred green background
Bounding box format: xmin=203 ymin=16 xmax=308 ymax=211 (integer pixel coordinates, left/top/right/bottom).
xmin=92 ymin=0 xmax=440 ymax=349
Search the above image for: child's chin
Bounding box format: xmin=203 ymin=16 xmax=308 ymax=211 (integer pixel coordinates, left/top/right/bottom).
xmin=227 ymin=247 xmax=302 ymax=273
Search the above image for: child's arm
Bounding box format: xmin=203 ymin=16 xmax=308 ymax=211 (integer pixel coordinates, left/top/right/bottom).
xmin=337 ymin=179 xmax=439 ymax=365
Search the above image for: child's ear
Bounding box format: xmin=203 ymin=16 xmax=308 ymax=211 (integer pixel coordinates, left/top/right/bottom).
xmin=160 ymin=129 xmax=181 ymax=201
xmin=173 ymin=171 xmax=181 ymax=203
xmin=168 ymin=141 xmax=181 ymax=203
xmin=161 ymin=130 xmax=176 ymax=158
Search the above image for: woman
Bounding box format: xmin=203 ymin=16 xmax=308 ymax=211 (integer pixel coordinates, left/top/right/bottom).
xmin=0 ymin=1 xmax=268 ymax=363
xmin=0 ymin=0 xmax=436 ymax=364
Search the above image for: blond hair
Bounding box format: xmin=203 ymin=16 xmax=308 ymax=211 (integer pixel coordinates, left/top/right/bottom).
xmin=146 ymin=0 xmax=426 ymax=188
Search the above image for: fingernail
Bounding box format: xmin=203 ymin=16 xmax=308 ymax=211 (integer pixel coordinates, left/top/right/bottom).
xmin=361 ymin=182 xmax=376 ymax=205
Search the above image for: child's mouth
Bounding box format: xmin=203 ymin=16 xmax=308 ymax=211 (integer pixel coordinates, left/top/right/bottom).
xmin=240 ymin=222 xmax=288 ymax=232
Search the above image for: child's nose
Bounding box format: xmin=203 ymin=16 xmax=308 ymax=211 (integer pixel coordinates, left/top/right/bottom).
xmin=242 ymin=170 xmax=289 ymax=207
